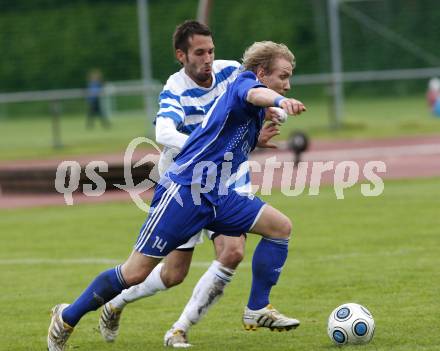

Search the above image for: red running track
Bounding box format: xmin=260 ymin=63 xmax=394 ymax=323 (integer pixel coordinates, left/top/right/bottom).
xmin=1 ymin=134 xmax=439 ymax=209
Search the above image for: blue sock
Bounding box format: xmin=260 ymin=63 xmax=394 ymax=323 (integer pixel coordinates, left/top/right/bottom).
xmin=62 ymin=265 xmax=128 ymax=327
xmin=247 ymin=237 xmax=289 ymax=310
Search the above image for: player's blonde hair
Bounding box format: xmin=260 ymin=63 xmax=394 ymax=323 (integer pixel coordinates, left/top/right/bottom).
xmin=242 ymin=41 xmax=295 ymax=74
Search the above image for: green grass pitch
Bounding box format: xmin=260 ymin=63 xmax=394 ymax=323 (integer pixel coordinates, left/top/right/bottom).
xmin=0 ymin=178 xmax=439 ymax=350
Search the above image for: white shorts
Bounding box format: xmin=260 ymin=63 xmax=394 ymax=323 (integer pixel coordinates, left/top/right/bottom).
xmin=176 ymin=229 xmax=215 ymax=250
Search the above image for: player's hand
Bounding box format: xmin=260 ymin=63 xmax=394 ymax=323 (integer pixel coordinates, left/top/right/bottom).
xmin=257 ymin=122 xmax=280 ymax=149
xmin=265 ymin=107 xmax=284 ymax=125
xmin=279 ymin=98 xmax=306 ymax=116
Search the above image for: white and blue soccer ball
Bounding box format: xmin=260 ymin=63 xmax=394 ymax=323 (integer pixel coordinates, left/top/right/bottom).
xmin=327 ymin=303 xmax=375 ymax=345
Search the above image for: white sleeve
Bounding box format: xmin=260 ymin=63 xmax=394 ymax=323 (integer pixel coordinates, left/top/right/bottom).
xmin=155 ymin=117 xmax=189 ymax=150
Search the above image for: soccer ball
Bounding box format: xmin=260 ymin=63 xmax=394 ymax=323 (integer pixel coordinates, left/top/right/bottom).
xmin=327 ymin=303 xmax=375 ymax=345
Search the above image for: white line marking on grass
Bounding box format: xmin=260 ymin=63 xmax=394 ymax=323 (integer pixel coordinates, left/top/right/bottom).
xmin=0 ymin=258 xmax=246 ymax=267
xmin=0 ymin=258 xmax=122 ymax=265
xmin=0 ymin=249 xmax=421 ymax=266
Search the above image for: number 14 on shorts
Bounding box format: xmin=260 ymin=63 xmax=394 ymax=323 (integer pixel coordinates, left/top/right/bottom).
xmin=152 ymin=236 xmax=168 ymax=253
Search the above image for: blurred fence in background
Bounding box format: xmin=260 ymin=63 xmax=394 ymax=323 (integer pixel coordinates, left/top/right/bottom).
xmin=0 ymin=80 xmax=162 ymax=118
xmin=1 ymin=0 xmax=440 ymax=158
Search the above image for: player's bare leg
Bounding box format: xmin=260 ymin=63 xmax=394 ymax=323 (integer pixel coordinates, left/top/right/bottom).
xmin=164 ymin=235 xmax=245 ymax=347
xmin=214 ymin=234 xmax=245 ymax=269
xmin=250 ymin=204 xmax=292 ymax=239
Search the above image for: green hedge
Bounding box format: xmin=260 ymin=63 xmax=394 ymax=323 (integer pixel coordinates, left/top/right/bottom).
xmin=1 ymin=0 xmax=439 ymax=94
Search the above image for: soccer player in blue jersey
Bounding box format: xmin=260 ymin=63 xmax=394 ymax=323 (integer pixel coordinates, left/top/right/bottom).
xmin=47 ymin=36 xmax=306 ymax=350
xmin=96 ymin=21 xmax=283 ymax=348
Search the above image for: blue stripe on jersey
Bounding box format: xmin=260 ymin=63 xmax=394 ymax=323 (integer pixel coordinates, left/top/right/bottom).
xmin=156 ymin=114 xmax=197 ymax=135
xmin=181 ymin=66 xmax=238 ymax=98
xmin=180 ymin=124 xmax=198 ymax=134
xmin=160 ymin=102 xmax=184 ymax=111
xmin=159 ymin=90 xmax=181 ymax=103
xmin=182 ymin=105 xmax=204 ymax=116
xmin=158 ymin=89 xmax=231 ymax=134
xmin=216 ymin=65 xmax=239 ymax=83
xmin=181 ymin=99 xmax=218 ymax=117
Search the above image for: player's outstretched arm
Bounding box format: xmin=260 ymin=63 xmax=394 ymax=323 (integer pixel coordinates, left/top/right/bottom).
xmin=246 ymin=87 xmax=306 ymax=117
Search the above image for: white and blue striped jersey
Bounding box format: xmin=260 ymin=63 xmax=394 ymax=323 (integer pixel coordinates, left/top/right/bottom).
xmin=156 ymin=60 xmax=241 ymax=134
xmin=167 ymin=71 xmax=266 ymax=205
xmin=156 ymin=60 xmax=251 ymax=193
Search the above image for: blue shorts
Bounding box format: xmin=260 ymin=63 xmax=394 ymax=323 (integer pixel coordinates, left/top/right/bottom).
xmin=134 ymin=182 xmax=265 ymax=258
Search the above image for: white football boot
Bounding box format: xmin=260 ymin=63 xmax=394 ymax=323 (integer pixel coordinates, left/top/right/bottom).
xmin=164 ymin=328 xmax=192 ymax=348
xmin=47 ymin=304 xmax=74 ymax=351
xmin=99 ymin=302 xmax=122 ymax=342
xmin=243 ymin=304 xmax=300 ymax=331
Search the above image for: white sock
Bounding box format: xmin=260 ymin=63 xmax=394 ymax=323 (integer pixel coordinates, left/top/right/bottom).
xmin=110 ymin=262 xmax=167 ymax=309
xmin=173 ymin=260 xmax=235 ymax=332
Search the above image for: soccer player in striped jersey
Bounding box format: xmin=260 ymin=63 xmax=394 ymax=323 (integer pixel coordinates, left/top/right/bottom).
xmin=47 ymin=22 xmax=300 ymax=351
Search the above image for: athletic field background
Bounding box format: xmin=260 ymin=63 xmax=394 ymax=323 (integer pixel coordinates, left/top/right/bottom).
xmin=0 ymin=179 xmax=439 ymax=350
xmin=1 ymin=1 xmax=440 ymax=349
xmin=1 ymin=68 xmax=439 ymax=351
xmin=1 ymin=94 xmax=440 ymax=161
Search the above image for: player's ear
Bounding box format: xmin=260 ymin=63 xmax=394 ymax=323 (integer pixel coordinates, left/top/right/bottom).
xmin=175 ymin=49 xmax=186 ymax=66
xmin=256 ymin=65 xmax=266 ymax=81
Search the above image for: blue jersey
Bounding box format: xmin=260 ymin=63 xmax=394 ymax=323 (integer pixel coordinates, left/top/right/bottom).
xmin=167 ymin=71 xmax=266 ymax=204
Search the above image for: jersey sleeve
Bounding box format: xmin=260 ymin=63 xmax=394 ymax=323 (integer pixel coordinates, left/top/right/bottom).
xmin=234 ymin=71 xmax=266 ymax=111
xmin=155 ymin=117 xmax=189 ymax=149
xmin=156 ymin=89 xmax=185 ymax=127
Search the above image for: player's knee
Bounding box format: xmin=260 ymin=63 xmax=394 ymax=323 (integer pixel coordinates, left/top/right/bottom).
xmin=123 ymin=267 xmax=149 ymax=286
xmin=122 ymin=251 xmax=160 ymax=286
xmin=218 ymin=245 xmax=244 ymax=269
xmin=278 ymin=216 xmax=292 ymax=238
xmin=161 ymin=265 xmax=189 ymax=288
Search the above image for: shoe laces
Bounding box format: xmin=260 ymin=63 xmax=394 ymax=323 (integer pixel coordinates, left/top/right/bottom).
xmin=59 ymin=323 xmax=73 ymax=341
xmin=171 ymin=329 xmax=188 ymax=343
xmin=52 ymin=319 xmax=72 ymax=344
xmin=265 ymin=304 xmax=286 ymax=320
xmin=105 ymin=306 xmax=121 ymax=330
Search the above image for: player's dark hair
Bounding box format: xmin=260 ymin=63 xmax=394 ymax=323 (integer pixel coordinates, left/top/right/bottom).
xmin=173 ymin=20 xmax=212 ymax=54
